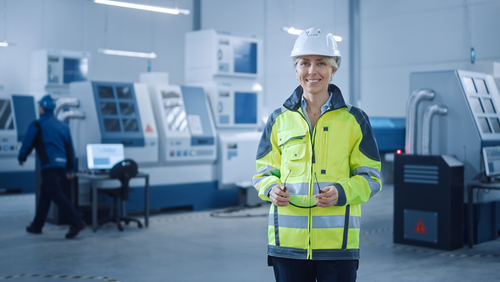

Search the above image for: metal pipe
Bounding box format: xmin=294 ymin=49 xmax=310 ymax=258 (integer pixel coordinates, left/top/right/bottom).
xmin=54 ymin=98 xmax=80 ymax=116
xmin=58 ymin=110 xmax=85 ymax=122
xmin=405 ymin=89 xmax=435 ymax=154
xmin=422 ymin=105 xmax=447 ymax=155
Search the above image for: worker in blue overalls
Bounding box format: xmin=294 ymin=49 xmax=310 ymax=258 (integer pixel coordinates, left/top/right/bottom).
xmin=18 ymin=94 xmax=85 ymax=239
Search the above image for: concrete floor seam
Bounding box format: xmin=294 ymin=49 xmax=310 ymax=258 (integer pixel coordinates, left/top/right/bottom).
xmin=0 ymin=274 xmax=119 ymax=281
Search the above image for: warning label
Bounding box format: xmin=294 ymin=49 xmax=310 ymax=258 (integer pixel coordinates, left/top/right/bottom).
xmin=145 ymin=124 xmax=153 ymax=132
xmin=414 ymin=219 xmax=427 ymax=234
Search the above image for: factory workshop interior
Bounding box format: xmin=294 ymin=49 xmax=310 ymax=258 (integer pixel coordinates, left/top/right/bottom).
xmin=1 ymin=0 xmax=500 ymax=281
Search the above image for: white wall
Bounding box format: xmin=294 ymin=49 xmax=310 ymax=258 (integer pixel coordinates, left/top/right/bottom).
xmin=360 ymin=0 xmax=500 ymax=117
xmin=0 ymin=0 xmax=193 ymax=95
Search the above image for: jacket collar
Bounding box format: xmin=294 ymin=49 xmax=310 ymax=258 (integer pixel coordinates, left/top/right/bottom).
xmin=283 ymin=84 xmax=347 ymax=112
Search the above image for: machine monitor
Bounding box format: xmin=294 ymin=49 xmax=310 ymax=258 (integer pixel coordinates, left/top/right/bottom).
xmin=86 ymin=143 xmax=124 ymax=170
xmin=482 ymin=146 xmax=500 ymax=177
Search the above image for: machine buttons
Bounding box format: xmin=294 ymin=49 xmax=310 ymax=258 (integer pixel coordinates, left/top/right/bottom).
xmin=170 ymin=151 xmax=175 ymax=157
xmin=3 ymin=145 xmax=8 ymax=151
xmin=177 ymin=151 xmax=182 ymax=157
xmin=184 ymin=151 xmax=188 ymax=156
xmin=190 ymin=150 xmax=195 ymax=156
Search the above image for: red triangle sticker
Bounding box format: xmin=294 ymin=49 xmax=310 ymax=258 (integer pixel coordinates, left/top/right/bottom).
xmin=414 ymin=219 xmax=427 ymax=234
xmin=145 ymin=124 xmax=153 ymax=132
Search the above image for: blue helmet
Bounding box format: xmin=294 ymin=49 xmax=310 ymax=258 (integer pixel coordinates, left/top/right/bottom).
xmin=38 ymin=94 xmax=56 ymax=110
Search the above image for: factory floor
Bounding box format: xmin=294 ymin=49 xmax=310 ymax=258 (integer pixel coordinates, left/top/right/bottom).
xmin=1 ymin=184 xmax=499 ymax=282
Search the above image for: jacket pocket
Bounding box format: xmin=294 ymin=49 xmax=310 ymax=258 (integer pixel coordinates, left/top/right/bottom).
xmin=278 ymin=129 xmax=308 ymax=177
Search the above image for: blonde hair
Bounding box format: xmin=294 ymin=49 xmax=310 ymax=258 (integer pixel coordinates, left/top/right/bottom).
xmin=293 ymin=56 xmax=339 ymax=72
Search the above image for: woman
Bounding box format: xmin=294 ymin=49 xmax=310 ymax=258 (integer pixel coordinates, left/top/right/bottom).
xmin=253 ymin=27 xmax=382 ymax=282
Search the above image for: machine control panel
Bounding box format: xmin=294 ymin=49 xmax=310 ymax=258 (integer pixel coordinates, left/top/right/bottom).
xmin=460 ymin=70 xmax=500 ymax=142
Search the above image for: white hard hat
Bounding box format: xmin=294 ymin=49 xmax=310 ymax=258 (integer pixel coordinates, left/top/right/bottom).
xmin=290 ymin=27 xmax=341 ymax=68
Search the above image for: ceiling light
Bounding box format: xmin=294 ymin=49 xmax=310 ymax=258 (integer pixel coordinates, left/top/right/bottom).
xmin=0 ymin=41 xmax=8 ymax=47
xmin=282 ymin=27 xmax=343 ymax=42
xmin=94 ymin=0 xmax=190 ymax=15
xmin=98 ymin=48 xmax=157 ymax=59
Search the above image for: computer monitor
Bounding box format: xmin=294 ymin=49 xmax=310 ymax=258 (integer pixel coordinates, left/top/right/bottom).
xmin=482 ymin=146 xmax=500 ymax=177
xmin=86 ymin=143 xmax=124 ymax=170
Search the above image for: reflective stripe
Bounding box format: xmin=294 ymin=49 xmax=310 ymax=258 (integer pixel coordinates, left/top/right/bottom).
xmin=274 ymin=205 xmax=280 ymax=246
xmin=271 ymin=215 xmax=362 ymax=229
xmin=312 ymin=215 xmax=360 ymax=229
xmin=312 ymin=249 xmax=359 ymax=260
xmin=352 ymin=166 xmax=380 ymax=179
xmin=349 ymin=215 xmax=361 ymax=229
xmin=285 ymin=182 xmax=309 ymax=195
xmin=352 ymin=166 xmax=381 ymax=199
xmin=269 ymin=214 xmax=308 ymax=229
xmin=252 ymin=176 xmax=267 ymax=189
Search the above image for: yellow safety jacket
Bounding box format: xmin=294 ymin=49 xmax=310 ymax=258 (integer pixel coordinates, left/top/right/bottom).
xmin=253 ymin=84 xmax=382 ymax=260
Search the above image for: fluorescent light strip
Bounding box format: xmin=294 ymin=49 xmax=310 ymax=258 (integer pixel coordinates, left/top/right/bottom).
xmin=282 ymin=27 xmax=342 ymax=42
xmin=0 ymin=41 xmax=9 ymax=47
xmin=95 ymin=0 xmax=190 ymax=15
xmin=98 ymin=48 xmax=157 ymax=59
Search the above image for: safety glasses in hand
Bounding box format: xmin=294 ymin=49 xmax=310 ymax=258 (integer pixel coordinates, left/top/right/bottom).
xmin=283 ymin=170 xmax=322 ymax=209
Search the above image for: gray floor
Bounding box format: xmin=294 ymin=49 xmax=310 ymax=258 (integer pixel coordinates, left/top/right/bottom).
xmin=1 ymin=184 xmax=499 ymax=282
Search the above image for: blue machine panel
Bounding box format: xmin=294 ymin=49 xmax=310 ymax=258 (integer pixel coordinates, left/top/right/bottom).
xmin=181 ymin=86 xmax=215 ymax=146
xmin=234 ymin=92 xmax=257 ymax=124
xmin=12 ymin=95 xmax=37 ymax=142
xmin=63 ymin=58 xmax=88 ymax=84
xmin=233 ymin=41 xmax=257 ymax=74
xmin=370 ymin=117 xmax=405 ymax=153
xmin=91 ymin=82 xmax=144 ymax=147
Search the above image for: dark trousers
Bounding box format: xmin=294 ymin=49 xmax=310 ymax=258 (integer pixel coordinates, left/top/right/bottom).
xmin=32 ymin=167 xmax=82 ymax=229
xmin=270 ymin=256 xmax=358 ymax=282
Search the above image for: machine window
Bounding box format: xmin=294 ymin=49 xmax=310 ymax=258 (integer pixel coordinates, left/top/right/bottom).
xmin=490 ymin=118 xmax=500 ymax=133
xmin=101 ymin=102 xmax=118 ymax=115
xmin=122 ymin=119 xmax=139 ymax=132
xmin=98 ymin=86 xmax=114 ymax=98
xmin=119 ymin=103 xmax=136 ymax=116
xmin=0 ymin=100 xmax=14 ymax=130
xmin=104 ymin=119 xmax=120 ymax=132
xmin=463 ymin=77 xmax=477 ymax=94
xmin=478 ymin=117 xmax=492 ymax=134
xmin=470 ymin=97 xmax=484 ymax=113
xmin=474 ymin=78 xmax=489 ymax=94
xmin=117 ymin=87 xmax=132 ymax=99
xmin=482 ymin=98 xmax=496 ymax=113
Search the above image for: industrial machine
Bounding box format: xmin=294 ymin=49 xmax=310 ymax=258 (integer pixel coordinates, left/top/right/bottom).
xmin=0 ymin=94 xmax=37 ymax=194
xmin=146 ymin=83 xmax=217 ymax=165
xmin=69 ymin=81 xmax=158 ymax=168
xmin=185 ymin=30 xmax=263 ymax=205
xmin=30 ymin=49 xmax=90 ymax=99
xmin=185 ymin=29 xmax=262 ymax=82
xmin=395 ymin=69 xmax=500 ymax=248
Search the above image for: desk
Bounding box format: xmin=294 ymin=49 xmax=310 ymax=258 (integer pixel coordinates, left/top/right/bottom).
xmin=76 ymin=172 xmax=150 ymax=232
xmin=467 ymin=180 xmax=500 ymax=248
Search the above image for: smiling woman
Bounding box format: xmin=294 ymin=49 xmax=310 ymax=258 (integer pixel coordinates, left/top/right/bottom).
xmin=253 ymin=27 xmax=382 ymax=282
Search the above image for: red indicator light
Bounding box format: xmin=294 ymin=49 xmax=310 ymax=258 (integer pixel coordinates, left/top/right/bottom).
xmin=396 ymin=150 xmax=402 ymax=154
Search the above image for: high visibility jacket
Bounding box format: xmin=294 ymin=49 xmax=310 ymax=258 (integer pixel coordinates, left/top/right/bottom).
xmin=253 ymin=84 xmax=381 ymax=260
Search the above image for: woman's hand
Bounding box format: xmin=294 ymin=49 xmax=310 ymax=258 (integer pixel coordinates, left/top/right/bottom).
xmin=314 ymin=186 xmax=338 ymax=207
xmin=269 ymin=185 xmax=290 ymax=207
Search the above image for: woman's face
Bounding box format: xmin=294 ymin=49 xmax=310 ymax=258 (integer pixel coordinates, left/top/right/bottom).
xmin=295 ymin=55 xmax=335 ymax=96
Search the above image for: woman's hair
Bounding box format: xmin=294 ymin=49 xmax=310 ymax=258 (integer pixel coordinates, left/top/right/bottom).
xmin=293 ymin=56 xmax=339 ymax=73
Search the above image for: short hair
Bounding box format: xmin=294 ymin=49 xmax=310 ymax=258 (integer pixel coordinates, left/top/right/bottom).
xmin=293 ymin=56 xmax=339 ymax=73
